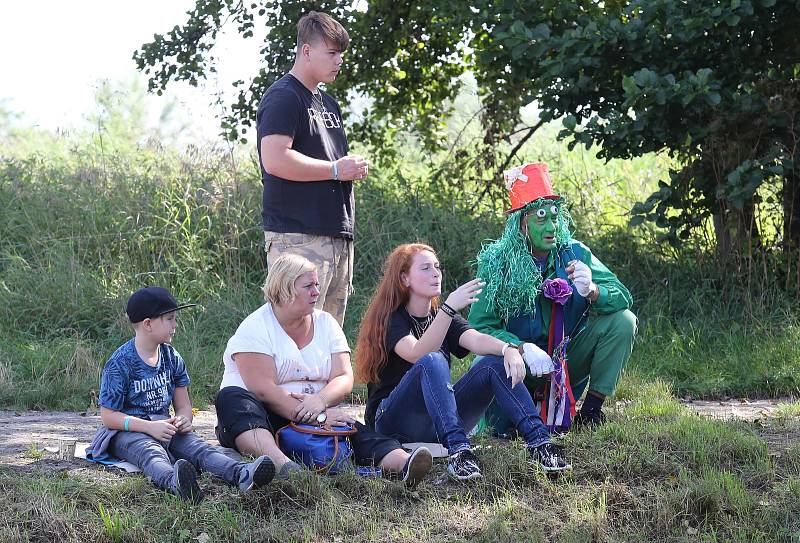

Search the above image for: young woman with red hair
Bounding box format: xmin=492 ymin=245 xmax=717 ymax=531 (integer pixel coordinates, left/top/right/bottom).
xmin=355 ymin=243 xmax=570 ymax=480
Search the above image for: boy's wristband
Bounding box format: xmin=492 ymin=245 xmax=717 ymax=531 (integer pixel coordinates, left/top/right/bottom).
xmin=332 ymin=161 xmax=339 ymax=181
xmin=123 ymin=416 xmax=131 ymax=432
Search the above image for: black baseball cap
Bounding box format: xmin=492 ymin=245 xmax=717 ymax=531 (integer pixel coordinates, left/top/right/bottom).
xmin=126 ymin=286 xmax=197 ymax=323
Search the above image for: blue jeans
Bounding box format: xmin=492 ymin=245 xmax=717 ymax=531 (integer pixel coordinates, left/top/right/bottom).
xmin=109 ymin=430 xmax=244 ymax=490
xmin=374 ymin=352 xmax=550 ymax=453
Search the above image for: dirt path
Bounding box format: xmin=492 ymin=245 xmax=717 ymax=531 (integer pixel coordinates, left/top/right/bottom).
xmin=0 ymin=399 xmax=796 ymax=470
xmin=0 ymin=404 xmax=366 ymax=469
xmin=678 ymin=397 xmax=794 ymax=420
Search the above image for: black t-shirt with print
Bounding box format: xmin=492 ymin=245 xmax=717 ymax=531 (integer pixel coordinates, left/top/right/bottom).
xmin=256 ymin=74 xmax=353 ymax=238
xmin=364 ymin=307 xmax=471 ymax=427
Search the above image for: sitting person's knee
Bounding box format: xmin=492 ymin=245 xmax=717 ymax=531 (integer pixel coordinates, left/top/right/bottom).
xmin=417 ymin=351 xmax=449 ymax=369
xmin=603 ymin=309 xmax=637 ymax=339
xmin=619 ymin=309 xmax=637 ymax=337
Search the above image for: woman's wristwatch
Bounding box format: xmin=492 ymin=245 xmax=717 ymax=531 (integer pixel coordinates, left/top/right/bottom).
xmin=316 ymin=411 xmax=328 ymax=425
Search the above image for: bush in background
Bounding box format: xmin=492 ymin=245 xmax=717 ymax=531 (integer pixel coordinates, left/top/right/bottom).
xmin=1 ymin=124 xmax=798 ymax=410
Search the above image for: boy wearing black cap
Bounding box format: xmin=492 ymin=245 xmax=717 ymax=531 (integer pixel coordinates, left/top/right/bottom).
xmin=86 ymin=286 xmax=275 ymax=502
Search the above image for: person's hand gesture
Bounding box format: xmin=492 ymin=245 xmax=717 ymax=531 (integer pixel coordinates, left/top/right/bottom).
xmin=325 ymin=408 xmax=356 ymax=426
xmin=567 ymin=259 xmax=593 ymax=297
xmin=170 ymin=415 xmax=193 ymax=434
xmin=521 ymin=343 xmax=554 ymax=377
xmin=503 ymin=347 xmax=526 ymax=388
xmin=290 ymin=392 xmax=327 ymax=423
xmin=335 ymin=155 xmax=369 ymax=181
xmin=444 ymin=279 xmax=485 ymax=312
xmin=147 ymin=420 xmax=178 ymax=442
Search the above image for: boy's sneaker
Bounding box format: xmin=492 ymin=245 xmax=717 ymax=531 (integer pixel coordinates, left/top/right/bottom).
xmin=528 ymin=442 xmax=571 ymax=473
xmin=239 ymin=455 xmax=276 ymax=492
xmin=447 ymin=449 xmax=482 ymax=480
xmin=573 ymin=409 xmax=606 ymax=429
xmin=401 ymin=446 xmax=433 ymax=490
xmin=172 ymin=459 xmax=203 ymax=503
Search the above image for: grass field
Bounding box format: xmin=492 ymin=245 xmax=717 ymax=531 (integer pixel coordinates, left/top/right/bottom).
xmin=2 ymin=381 xmax=798 ymax=542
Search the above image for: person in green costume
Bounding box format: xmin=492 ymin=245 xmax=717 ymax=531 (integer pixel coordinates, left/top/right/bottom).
xmin=469 ymin=163 xmax=636 ymax=430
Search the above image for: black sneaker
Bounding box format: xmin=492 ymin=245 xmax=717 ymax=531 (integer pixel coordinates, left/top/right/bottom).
xmin=172 ymin=459 xmax=203 ymax=503
xmin=447 ymin=449 xmax=482 ymax=480
xmin=573 ymin=409 xmax=606 ymax=429
xmin=276 ymin=460 xmax=303 ymax=480
xmin=401 ymin=447 xmax=433 ymax=490
xmin=528 ymin=442 xmax=571 ymax=473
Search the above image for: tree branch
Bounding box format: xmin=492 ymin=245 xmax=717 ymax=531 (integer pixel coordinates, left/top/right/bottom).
xmin=472 ymin=120 xmax=545 ymax=208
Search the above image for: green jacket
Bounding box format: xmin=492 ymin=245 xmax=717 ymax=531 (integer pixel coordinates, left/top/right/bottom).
xmin=468 ymin=240 xmax=633 ymax=347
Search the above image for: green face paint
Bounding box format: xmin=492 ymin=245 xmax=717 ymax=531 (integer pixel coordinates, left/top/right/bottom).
xmin=526 ymin=201 xmax=561 ymax=255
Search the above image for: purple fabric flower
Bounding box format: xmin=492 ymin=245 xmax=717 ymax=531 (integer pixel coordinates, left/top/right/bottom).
xmin=542 ymin=278 xmax=572 ymax=305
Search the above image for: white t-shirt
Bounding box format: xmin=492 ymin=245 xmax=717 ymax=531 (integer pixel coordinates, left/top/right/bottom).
xmin=220 ymin=303 xmax=350 ymax=395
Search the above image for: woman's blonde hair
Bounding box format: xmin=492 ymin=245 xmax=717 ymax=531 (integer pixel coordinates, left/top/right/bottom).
xmin=262 ymin=254 xmax=317 ymax=305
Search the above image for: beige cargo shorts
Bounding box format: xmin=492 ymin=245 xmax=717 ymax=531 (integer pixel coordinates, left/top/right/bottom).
xmin=264 ymin=231 xmax=354 ymax=326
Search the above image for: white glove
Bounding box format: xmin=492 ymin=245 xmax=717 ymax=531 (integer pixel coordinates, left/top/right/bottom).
xmin=569 ymin=259 xmax=593 ymax=298
xmin=521 ymin=343 xmax=554 ymax=377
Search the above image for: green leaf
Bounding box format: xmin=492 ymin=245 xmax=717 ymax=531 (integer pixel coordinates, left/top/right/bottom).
xmin=634 ymin=69 xmax=656 ymax=88
xmin=725 ymin=13 xmax=741 ymax=26
xmin=622 ymin=75 xmax=637 ymax=95
xmin=531 ymin=23 xmax=551 ymax=40
xmin=511 ymin=42 xmax=530 ymax=59
xmin=510 ymin=20 xmax=526 ymax=36
xmin=628 ymin=215 xmax=646 ymax=227
xmin=563 ymin=114 xmax=577 ymax=130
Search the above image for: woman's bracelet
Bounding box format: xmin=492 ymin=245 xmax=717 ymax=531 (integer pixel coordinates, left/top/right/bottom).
xmin=440 ymin=303 xmax=457 ymax=318
xmin=123 ymin=416 xmax=131 ymax=432
xmin=501 ymin=342 xmax=511 ymax=356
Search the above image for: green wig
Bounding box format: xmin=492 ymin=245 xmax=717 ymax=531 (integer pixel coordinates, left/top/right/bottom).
xmin=476 ymin=198 xmax=574 ymax=321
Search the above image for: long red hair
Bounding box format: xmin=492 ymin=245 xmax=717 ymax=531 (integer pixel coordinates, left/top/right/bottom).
xmin=355 ymin=243 xmax=439 ymax=383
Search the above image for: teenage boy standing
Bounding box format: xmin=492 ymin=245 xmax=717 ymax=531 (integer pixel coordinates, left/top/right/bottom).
xmin=257 ymin=11 xmax=369 ymax=326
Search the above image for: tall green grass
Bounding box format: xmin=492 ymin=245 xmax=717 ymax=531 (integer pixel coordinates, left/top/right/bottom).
xmin=1 ymin=125 xmax=798 ymax=410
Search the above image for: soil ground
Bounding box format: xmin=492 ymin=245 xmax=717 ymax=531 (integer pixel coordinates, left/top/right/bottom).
xmin=1 ymin=399 xmax=796 ymax=471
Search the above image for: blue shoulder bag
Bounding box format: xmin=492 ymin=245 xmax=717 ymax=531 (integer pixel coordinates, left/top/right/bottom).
xmin=275 ymin=422 xmax=357 ymax=474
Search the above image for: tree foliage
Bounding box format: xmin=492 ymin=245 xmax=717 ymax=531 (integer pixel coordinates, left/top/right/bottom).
xmin=135 ymin=0 xmax=800 ymax=253
xmin=498 ymin=0 xmax=800 ymax=253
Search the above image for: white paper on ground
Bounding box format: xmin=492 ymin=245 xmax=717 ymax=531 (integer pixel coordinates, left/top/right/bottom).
xmin=75 ymin=442 xmax=141 ymax=473
xmin=402 ymin=442 xmax=448 ymax=458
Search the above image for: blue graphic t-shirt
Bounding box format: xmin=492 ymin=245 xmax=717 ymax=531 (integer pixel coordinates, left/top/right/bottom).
xmin=99 ymin=339 xmax=190 ymax=417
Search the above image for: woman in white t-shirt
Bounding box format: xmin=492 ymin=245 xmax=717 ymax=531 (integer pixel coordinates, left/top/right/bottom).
xmin=215 ymin=254 xmax=432 ymax=487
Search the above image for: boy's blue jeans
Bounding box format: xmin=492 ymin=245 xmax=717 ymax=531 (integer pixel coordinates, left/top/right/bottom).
xmin=109 ymin=429 xmax=244 ymax=490
xmin=374 ymin=352 xmax=550 ymax=453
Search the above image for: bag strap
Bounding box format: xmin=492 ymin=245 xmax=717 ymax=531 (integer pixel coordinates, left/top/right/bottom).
xmin=275 ymin=424 xmax=350 ymax=473
xmin=310 ymin=435 xmax=342 ymax=474
xmin=287 ymin=421 xmax=357 ymax=436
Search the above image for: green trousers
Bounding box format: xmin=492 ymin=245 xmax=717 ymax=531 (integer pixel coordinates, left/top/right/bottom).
xmin=480 ymin=309 xmax=637 ymax=436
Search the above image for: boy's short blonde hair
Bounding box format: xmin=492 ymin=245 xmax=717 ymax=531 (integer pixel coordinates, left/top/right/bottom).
xmin=263 ymin=254 xmax=317 ymax=305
